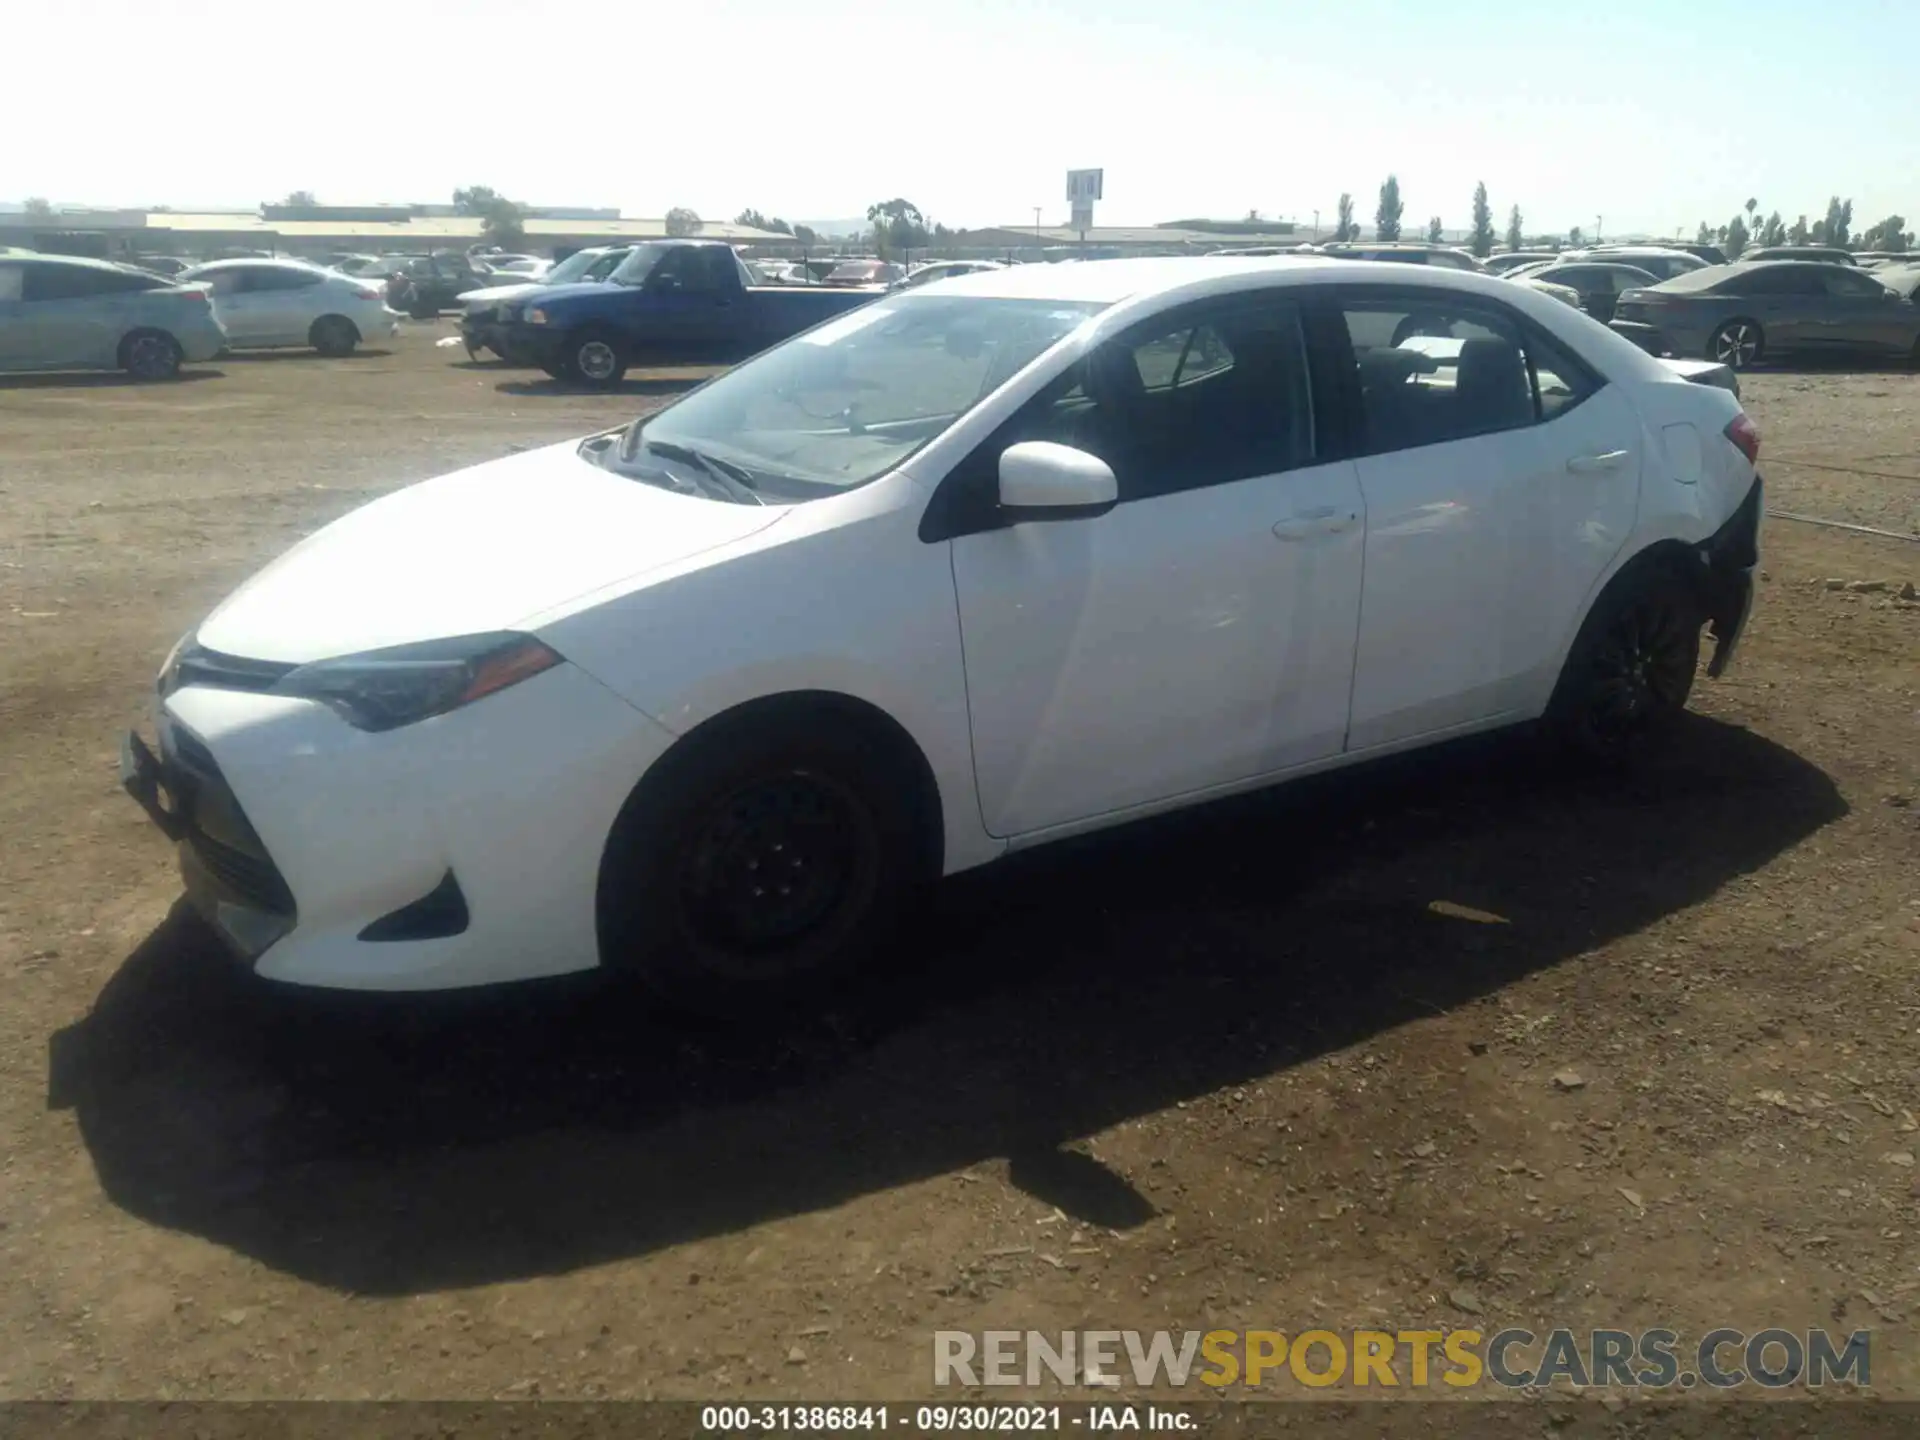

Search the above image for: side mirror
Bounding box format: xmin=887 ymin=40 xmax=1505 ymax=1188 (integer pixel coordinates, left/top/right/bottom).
xmin=997 ymin=441 xmax=1118 ymax=518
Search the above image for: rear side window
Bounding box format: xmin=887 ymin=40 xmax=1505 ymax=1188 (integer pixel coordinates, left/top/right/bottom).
xmin=1337 ymin=292 xmax=1601 ymax=452
xmin=0 ymin=265 xmax=21 ymax=302
xmin=1820 ymin=269 xmax=1892 ymax=298
xmin=242 ymin=266 xmax=324 ymax=292
xmin=22 ymin=263 xmax=158 ymax=301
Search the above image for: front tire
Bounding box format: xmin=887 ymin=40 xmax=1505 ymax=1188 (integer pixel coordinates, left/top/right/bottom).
xmin=597 ymin=715 xmax=925 ymax=1015
xmin=310 ymin=315 xmax=359 ymax=357
xmin=567 ymin=329 xmax=628 ymax=389
xmin=120 ymin=330 xmax=183 ymax=381
xmin=1546 ymin=563 xmax=1702 ymax=766
xmin=1709 ymin=319 xmax=1763 ymax=369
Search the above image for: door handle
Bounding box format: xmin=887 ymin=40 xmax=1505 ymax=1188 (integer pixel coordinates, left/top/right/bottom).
xmin=1566 ymin=450 xmax=1629 ymax=474
xmin=1273 ymin=508 xmax=1358 ymax=541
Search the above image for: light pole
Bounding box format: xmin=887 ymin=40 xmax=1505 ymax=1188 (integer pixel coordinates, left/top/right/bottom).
xmin=1033 ymin=207 xmax=1042 ymax=243
xmin=1596 ymin=214 xmax=1603 ymax=244
xmin=1313 ymin=208 xmax=1320 ymax=242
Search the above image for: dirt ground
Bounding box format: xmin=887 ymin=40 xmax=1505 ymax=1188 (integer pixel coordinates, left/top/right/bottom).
xmin=1 ymin=323 xmax=1916 ymax=1406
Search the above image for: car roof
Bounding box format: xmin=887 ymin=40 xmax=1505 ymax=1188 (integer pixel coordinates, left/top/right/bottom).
xmin=187 ymin=257 xmax=324 ymax=271
xmin=3 ymin=252 xmax=151 ymax=274
xmin=928 ymin=253 xmax=1580 ymax=309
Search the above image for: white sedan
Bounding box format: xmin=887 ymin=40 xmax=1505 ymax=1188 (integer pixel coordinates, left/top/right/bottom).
xmin=179 ymin=259 xmax=400 ymax=356
xmin=122 ymin=258 xmax=1762 ymax=1006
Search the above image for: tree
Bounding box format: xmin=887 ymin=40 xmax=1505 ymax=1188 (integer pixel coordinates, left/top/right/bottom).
xmin=734 ymin=208 xmax=771 ymax=230
xmin=791 ymin=223 xmax=819 ymax=247
xmin=1788 ymin=214 xmax=1810 ymax=245
xmin=1761 ymin=211 xmax=1786 ymax=247
xmin=865 ymin=198 xmax=928 ymax=259
xmin=1468 ymin=182 xmax=1496 ymax=258
xmin=1859 ymin=215 xmax=1911 ymax=252
xmin=1745 ymin=198 xmax=1759 ymax=224
xmin=1426 ymin=216 xmax=1444 ymax=243
xmin=281 ymin=190 xmax=317 ymax=208
xmin=1568 ymin=224 xmax=1585 ymax=247
xmin=665 ymin=207 xmax=703 ymax=237
xmin=1335 ymin=192 xmax=1356 ymax=242
xmin=1696 ymin=221 xmax=1713 ymax=246
xmin=452 ymin=186 xmax=525 ymax=247
xmin=1823 ymin=196 xmax=1852 ymax=249
xmin=1725 ymin=214 xmax=1750 ymax=260
xmin=1374 ymin=175 xmax=1404 ymax=242
xmin=23 ymin=196 xmax=54 ymax=218
xmin=1505 ymin=204 xmax=1524 ymax=252
xmin=766 ymin=217 xmax=794 ymax=236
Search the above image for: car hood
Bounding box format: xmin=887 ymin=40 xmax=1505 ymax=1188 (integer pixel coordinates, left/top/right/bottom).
xmin=194 ymin=441 xmax=787 ymax=665
xmin=458 ymin=280 xmax=548 ymax=307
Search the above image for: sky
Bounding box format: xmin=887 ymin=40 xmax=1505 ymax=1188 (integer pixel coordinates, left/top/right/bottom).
xmin=11 ymin=0 xmax=1917 ymax=239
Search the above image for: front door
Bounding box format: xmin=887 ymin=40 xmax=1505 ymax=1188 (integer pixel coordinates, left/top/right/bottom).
xmin=1332 ymin=288 xmax=1642 ymax=750
xmin=1815 ymin=267 xmax=1916 ymax=353
xmin=944 ymin=293 xmax=1367 ymax=838
xmin=642 ymin=247 xmax=737 ymax=359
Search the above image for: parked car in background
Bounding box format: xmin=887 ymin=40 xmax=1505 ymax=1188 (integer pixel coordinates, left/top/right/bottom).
xmin=1519 ymin=262 xmax=1662 ymax=323
xmin=1740 ymin=245 xmax=1857 ymax=267
xmin=823 ymin=259 xmax=904 ymax=286
xmin=1563 ymin=247 xmax=1706 ymax=282
xmin=1315 ymin=242 xmax=1484 ymax=271
xmin=478 ymin=256 xmax=551 ymax=281
xmin=384 ymin=252 xmax=491 ymax=317
xmin=1515 ymin=275 xmax=1588 ymax=310
xmin=495 ymin=239 xmax=884 ymax=384
xmin=0 ymin=254 xmax=225 ymax=379
xmin=1610 ymin=260 xmax=1920 ymax=367
xmin=459 ymin=245 xmax=634 ymax=360
xmin=131 ymin=256 xmax=194 ymax=278
xmin=1852 ymin=252 xmax=1911 ymax=268
xmin=1484 ymin=251 xmax=1559 ymax=274
xmin=179 ymin=259 xmax=398 ymax=357
xmin=120 ymin=257 xmax=1763 ymax=1005
xmin=1871 ymin=264 xmax=1920 ymax=301
xmin=892 ymin=259 xmax=1008 ymax=291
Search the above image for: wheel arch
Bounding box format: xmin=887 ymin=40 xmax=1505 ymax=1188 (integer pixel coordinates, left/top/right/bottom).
xmin=594 ymin=688 xmax=947 ymax=921
xmin=116 ymin=326 xmax=181 ymax=369
xmin=310 ymin=313 xmax=362 ymax=344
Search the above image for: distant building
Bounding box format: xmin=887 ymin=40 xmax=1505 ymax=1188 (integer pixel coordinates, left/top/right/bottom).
xmin=0 ymin=203 xmax=790 ymax=259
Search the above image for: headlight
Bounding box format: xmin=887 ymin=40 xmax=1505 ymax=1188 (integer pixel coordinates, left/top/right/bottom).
xmin=270 ymin=632 xmax=562 ymax=732
xmin=157 ymin=631 xmax=192 ymax=692
xmin=524 ymin=307 xmax=549 ymax=325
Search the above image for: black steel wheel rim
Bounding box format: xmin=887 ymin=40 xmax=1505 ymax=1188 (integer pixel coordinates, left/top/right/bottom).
xmin=678 ymin=769 xmax=873 ymax=958
xmin=1585 ymin=596 xmax=1693 ymax=742
xmin=129 ymin=337 xmax=172 ymax=377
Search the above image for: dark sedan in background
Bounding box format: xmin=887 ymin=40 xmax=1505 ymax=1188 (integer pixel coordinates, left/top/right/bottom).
xmin=1519 ymin=262 xmax=1660 ymax=323
xmin=1609 ymin=260 xmax=1920 ymax=368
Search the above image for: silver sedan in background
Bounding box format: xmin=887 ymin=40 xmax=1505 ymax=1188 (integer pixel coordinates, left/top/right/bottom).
xmin=0 ymin=254 xmax=226 ymax=379
xmin=1609 ymin=260 xmax=1920 ymax=368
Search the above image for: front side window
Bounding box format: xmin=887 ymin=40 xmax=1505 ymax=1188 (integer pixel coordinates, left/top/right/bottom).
xmin=966 ymin=296 xmax=1318 ymax=505
xmin=1339 ymin=292 xmax=1598 ymax=452
xmin=0 ymin=265 xmax=22 ymax=302
xmin=618 ymin=294 xmax=1106 ymax=496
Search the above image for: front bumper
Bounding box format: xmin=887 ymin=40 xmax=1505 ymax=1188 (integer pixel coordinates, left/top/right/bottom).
xmin=459 ymin=313 xmax=538 ymax=363
xmin=498 ymin=321 xmax=569 ymax=366
xmin=120 ymin=661 xmax=680 ymax=991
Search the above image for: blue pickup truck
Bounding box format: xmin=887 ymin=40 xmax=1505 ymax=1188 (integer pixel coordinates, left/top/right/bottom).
xmin=489 ymin=239 xmax=883 ymax=387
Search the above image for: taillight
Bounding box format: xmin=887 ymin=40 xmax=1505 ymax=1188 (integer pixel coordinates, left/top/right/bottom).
xmin=180 ymin=287 xmax=211 ymax=303
xmin=353 ymin=285 xmax=382 ymax=301
xmin=1725 ymin=413 xmax=1761 ymax=465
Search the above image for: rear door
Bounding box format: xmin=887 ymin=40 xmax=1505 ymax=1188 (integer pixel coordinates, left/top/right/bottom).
xmin=1815 ymin=266 xmax=1914 ymax=352
xmin=0 ymin=263 xmax=28 ymax=368
xmin=13 ymin=260 xmax=136 ymax=368
xmin=1330 ymin=286 xmax=1639 ymax=749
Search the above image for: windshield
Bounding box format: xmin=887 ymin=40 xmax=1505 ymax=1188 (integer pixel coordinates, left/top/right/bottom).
xmin=614 ymin=294 xmax=1107 ymax=497
xmin=607 ymin=243 xmax=676 ymax=286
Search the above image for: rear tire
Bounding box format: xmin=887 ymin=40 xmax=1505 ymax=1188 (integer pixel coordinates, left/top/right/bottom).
xmin=120 ymin=330 xmax=183 ymax=381
xmin=596 ymin=711 xmax=926 ymax=1017
xmin=1708 ymin=319 xmax=1763 ymax=369
xmin=1546 ymin=562 xmax=1702 ymax=767
xmin=309 ymin=315 xmax=359 ymax=357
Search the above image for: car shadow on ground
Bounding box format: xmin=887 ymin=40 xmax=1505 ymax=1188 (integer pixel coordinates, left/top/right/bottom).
xmin=50 ymin=716 xmax=1843 ymax=1296
xmin=217 ymin=349 xmax=396 ymax=364
xmin=494 ymin=376 xmax=707 ymax=398
xmin=1745 ymin=354 xmax=1920 ymax=375
xmin=0 ymin=370 xmax=223 ymax=390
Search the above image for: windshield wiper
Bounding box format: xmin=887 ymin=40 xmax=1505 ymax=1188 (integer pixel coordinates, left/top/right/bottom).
xmin=640 ymin=440 xmax=764 ymax=506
